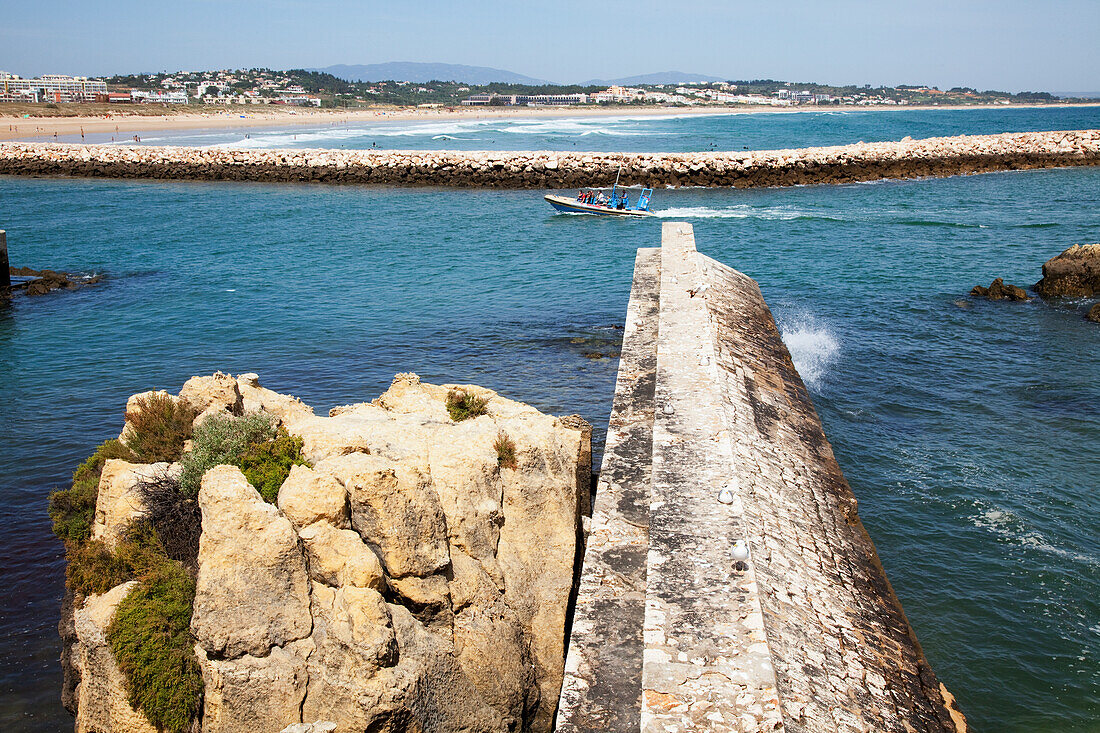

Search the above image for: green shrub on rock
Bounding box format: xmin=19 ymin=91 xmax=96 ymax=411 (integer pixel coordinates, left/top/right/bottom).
xmin=240 ymin=428 xmax=308 ymax=503
xmin=179 ymin=412 xmax=277 ymax=496
xmin=107 ymin=559 xmax=203 ymax=733
xmin=49 ymin=438 xmax=135 ymax=544
xmin=124 ymin=393 xmax=198 ymax=463
xmin=65 ymin=522 xmax=165 ymax=598
xmin=446 ymin=389 xmax=488 ymax=422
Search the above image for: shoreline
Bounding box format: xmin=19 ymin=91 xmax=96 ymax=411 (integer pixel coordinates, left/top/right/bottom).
xmin=2 ymin=102 xmax=1098 ymax=143
xmin=2 ymin=129 xmax=1097 ymax=190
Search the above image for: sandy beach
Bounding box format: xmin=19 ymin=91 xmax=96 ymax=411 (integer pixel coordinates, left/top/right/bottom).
xmin=2 ymin=102 xmax=1097 ymax=143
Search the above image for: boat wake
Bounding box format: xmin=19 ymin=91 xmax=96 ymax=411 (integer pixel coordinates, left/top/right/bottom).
xmin=653 ymin=205 xmax=826 ymax=220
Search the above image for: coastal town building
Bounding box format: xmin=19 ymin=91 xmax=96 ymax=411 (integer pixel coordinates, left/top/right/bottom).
xmin=462 ymin=92 xmax=588 ymax=106
xmin=0 ymin=72 xmax=107 ymax=103
xmin=131 ymin=89 xmax=189 ymax=104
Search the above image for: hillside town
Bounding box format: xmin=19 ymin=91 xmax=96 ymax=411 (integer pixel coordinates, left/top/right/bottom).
xmin=0 ymin=68 xmax=1079 ymax=110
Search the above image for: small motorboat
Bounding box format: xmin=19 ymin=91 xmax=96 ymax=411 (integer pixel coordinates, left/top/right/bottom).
xmin=545 ymin=159 xmax=655 ymax=217
xmin=545 ymin=188 xmax=655 ymax=217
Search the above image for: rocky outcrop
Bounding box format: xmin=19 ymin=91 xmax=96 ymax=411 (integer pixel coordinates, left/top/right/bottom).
xmin=4 ymin=265 xmax=102 ymax=297
xmin=67 ymin=372 xmax=591 ymax=733
xmin=1035 ymin=243 xmax=1100 ymax=298
xmin=71 ymin=582 xmax=157 ymax=733
xmin=970 ymin=277 xmax=1030 ymax=301
xmin=4 ymin=129 xmax=1099 ymax=189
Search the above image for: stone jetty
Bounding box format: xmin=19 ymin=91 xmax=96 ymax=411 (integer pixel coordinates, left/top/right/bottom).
xmin=2 ymin=129 xmax=1097 ymax=189
xmin=557 ymin=223 xmax=966 ymax=732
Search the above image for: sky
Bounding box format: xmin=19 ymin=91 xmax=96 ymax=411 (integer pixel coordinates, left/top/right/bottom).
xmin=1 ymin=0 xmax=1098 ymax=93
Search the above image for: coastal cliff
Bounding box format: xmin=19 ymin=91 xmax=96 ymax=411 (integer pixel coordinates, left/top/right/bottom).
xmin=53 ymin=372 xmax=591 ymax=733
xmin=3 ymin=129 xmax=1098 ymax=189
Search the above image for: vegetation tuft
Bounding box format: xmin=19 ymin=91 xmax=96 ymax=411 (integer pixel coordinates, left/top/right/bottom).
xmin=240 ymin=428 xmax=308 ymax=503
xmin=107 ymin=559 xmax=203 ymax=733
xmin=49 ymin=438 xmax=135 ymax=544
xmin=446 ymin=389 xmax=488 ymax=422
xmin=135 ymin=472 xmax=202 ymax=568
xmin=494 ymin=431 xmax=518 ymax=471
xmin=124 ymin=393 xmax=198 ymax=464
xmin=178 ymin=412 xmax=277 ymax=496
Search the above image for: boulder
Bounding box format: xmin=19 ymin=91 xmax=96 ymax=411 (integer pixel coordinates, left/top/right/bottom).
xmin=71 ymin=582 xmax=157 ymax=733
xmin=192 ymin=466 xmax=312 ymax=659
xmin=1087 ymin=303 xmax=1100 ymax=323
xmin=970 ymin=278 xmax=1030 ymax=301
xmin=179 ymin=371 xmax=244 ymax=422
xmin=195 ymin=640 xmax=312 ymax=733
xmin=92 ymin=460 xmax=180 ymax=550
xmin=298 ymin=521 xmax=385 ymax=591
xmin=324 ymin=452 xmax=451 ymax=579
xmin=277 ymin=464 xmax=350 ymax=530
xmin=1035 ymin=243 xmax=1100 ymax=298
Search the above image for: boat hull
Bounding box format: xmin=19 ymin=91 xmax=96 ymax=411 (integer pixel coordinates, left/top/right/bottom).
xmin=544 ymin=194 xmax=655 ymax=217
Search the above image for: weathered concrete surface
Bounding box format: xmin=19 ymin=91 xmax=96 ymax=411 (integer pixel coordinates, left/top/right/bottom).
xmin=1 ymin=129 xmax=1097 ymax=189
xmin=558 ymin=224 xmax=966 ymax=732
xmin=557 ymin=247 xmax=660 ymax=733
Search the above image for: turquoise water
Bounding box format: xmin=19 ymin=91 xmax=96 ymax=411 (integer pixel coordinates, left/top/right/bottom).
xmin=1 ymin=165 xmax=1098 ymax=730
xmin=55 ymin=105 xmax=1100 ymax=151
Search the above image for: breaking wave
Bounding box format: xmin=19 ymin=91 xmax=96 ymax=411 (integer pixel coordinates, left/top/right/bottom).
xmin=776 ymin=316 xmax=840 ymax=391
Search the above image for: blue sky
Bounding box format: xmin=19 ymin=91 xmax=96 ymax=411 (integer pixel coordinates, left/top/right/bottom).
xmin=2 ymin=0 xmax=1097 ymax=92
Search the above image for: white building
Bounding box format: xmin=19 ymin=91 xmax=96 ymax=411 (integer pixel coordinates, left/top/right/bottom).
xmin=0 ymin=72 xmax=107 ymax=102
xmin=131 ymin=89 xmax=189 ymax=104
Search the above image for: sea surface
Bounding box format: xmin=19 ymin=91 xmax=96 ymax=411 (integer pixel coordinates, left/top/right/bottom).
xmin=2 ymin=110 xmax=1099 ymax=731
xmin=57 ymin=104 xmax=1100 ymax=152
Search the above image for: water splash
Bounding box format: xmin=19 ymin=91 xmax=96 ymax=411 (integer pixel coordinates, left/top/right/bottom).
xmin=777 ymin=316 xmax=840 ymax=391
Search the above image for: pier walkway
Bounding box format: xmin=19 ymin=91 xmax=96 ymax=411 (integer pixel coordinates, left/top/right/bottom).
xmin=557 ymin=224 xmax=966 ymax=732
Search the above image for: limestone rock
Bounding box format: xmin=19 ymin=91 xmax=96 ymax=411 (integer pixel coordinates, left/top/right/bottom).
xmin=299 ymin=521 xmax=385 ymax=591
xmin=280 ymin=724 xmax=336 ymax=733
xmin=196 ymin=640 xmax=312 ymax=733
xmin=72 ymin=582 xmax=157 ymax=733
xmin=324 ymin=452 xmax=451 ymax=578
xmin=92 ymin=460 xmax=180 ymax=550
xmin=179 ymin=371 xmax=244 ymax=423
xmin=66 ymin=374 xmax=591 ymax=733
xmin=970 ymin=278 xmax=1030 ymax=301
xmin=1035 ymin=243 xmax=1100 ymax=298
xmin=277 ymin=464 xmax=350 ymax=530
xmin=192 ymin=466 xmax=312 ymax=659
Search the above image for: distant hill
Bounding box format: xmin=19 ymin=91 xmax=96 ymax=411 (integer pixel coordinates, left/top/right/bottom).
xmin=312 ymin=63 xmax=551 ymax=85
xmin=583 ymin=71 xmax=727 ymax=86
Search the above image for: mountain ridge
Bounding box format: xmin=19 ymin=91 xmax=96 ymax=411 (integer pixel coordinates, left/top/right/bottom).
xmin=311 ymin=63 xmax=726 ymax=86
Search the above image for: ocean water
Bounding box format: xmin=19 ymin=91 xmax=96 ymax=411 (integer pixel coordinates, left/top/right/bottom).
xmin=59 ymin=105 xmax=1100 ymax=152
xmin=1 ymin=167 xmax=1098 ymax=729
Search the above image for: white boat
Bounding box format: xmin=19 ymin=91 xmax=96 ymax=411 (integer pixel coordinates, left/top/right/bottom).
xmin=545 ymin=158 xmax=655 ymax=217
xmin=544 ymin=191 xmax=655 ymax=217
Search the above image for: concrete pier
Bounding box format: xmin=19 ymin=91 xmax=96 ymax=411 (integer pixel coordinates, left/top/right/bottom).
xmin=0 ymin=129 xmax=1097 ymax=189
xmin=557 ymin=224 xmax=966 ymax=732
xmin=0 ymin=230 xmax=8 ymax=292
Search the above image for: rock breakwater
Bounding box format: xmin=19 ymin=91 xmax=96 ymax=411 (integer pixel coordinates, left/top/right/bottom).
xmin=2 ymin=130 xmax=1098 ymax=189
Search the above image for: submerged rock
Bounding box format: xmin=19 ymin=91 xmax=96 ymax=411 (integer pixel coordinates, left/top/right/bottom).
xmin=1035 ymin=243 xmax=1100 ymax=298
xmin=970 ymin=278 xmax=1030 ymax=301
xmin=64 ymin=372 xmax=591 ymax=733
